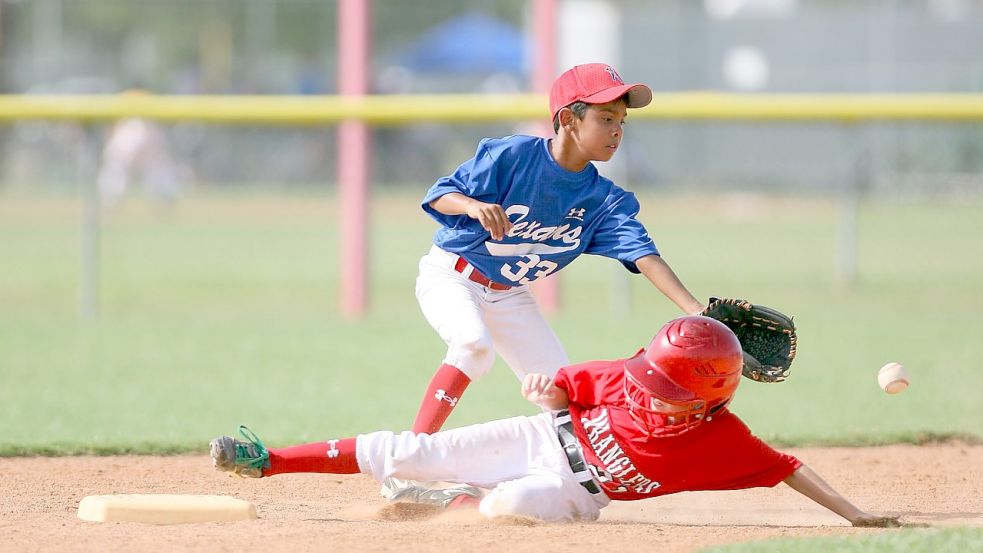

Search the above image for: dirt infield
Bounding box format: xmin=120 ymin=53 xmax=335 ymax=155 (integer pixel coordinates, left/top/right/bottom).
xmin=3 ymin=444 xmax=980 ymax=553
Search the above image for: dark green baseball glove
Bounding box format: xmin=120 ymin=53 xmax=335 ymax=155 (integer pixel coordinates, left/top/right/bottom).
xmin=701 ymin=297 xmax=798 ymax=382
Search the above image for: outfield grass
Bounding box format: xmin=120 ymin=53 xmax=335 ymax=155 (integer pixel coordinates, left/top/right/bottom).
xmin=700 ymin=527 xmax=983 ymax=553
xmin=0 ymin=190 xmax=981 ymax=453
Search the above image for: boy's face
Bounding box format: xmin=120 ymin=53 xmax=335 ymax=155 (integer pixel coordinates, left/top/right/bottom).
xmin=566 ymin=99 xmax=628 ymax=162
xmin=649 ymin=397 xmax=690 ymax=414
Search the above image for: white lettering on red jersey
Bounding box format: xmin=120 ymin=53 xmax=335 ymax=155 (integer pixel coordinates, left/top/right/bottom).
xmin=552 ymin=359 xmax=803 ymax=502
xmin=581 ymin=408 xmax=660 ymax=495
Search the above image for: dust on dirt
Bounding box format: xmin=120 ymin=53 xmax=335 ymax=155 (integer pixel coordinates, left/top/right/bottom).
xmin=1 ymin=444 xmax=980 ymax=553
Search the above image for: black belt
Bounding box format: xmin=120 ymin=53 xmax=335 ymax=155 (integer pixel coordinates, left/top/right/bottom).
xmin=554 ymin=410 xmax=602 ymax=495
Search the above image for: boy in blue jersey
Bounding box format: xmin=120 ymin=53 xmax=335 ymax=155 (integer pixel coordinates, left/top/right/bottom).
xmin=409 ymin=63 xmax=705 ymax=439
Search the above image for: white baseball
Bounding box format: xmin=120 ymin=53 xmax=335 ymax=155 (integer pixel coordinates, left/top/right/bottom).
xmin=878 ymin=362 xmax=909 ymax=394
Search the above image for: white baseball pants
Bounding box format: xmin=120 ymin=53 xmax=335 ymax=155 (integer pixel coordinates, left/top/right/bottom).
xmin=415 ymin=245 xmax=569 ymax=381
xmin=356 ymin=412 xmax=610 ymax=521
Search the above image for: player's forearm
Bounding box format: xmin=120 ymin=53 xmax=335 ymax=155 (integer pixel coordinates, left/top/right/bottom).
xmin=635 ymin=255 xmax=704 ymax=314
xmin=431 ymin=193 xmax=511 ymax=240
xmin=783 ymin=465 xmax=865 ymax=523
xmin=429 ymin=192 xmax=474 ymax=215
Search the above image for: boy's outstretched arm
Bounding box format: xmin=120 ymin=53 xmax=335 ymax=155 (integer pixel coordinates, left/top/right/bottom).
xmin=635 ymin=254 xmax=705 ymax=315
xmin=783 ymin=464 xmax=901 ymax=527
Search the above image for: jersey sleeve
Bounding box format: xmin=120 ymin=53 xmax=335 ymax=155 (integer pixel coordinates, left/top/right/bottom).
xmin=553 ymin=360 xmax=625 ymax=409
xmin=421 ymin=138 xmax=505 ymax=228
xmin=584 ymin=187 xmax=659 ymax=273
xmin=552 ymin=364 xmax=597 ymax=408
xmin=707 ymin=414 xmax=803 ymax=490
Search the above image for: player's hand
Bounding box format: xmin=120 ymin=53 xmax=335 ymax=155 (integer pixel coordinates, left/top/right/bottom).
xmin=522 ymin=373 xmax=555 ymax=402
xmin=465 ymin=200 xmax=511 ymax=241
xmin=522 ymin=374 xmax=568 ymax=410
xmin=850 ymin=512 xmax=901 ymax=528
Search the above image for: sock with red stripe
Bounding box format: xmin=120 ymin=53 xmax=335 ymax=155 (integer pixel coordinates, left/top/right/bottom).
xmin=264 ymin=437 xmax=359 ymax=476
xmin=411 ymin=363 xmax=471 ymax=434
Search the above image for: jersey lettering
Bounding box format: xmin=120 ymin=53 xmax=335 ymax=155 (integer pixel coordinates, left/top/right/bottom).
xmin=581 ymin=408 xmax=661 ymax=495
xmin=605 ymin=455 xmax=633 ymax=475
xmin=489 ymin=204 xmax=580 ymax=283
xmin=504 ymin=205 xmax=583 ymax=248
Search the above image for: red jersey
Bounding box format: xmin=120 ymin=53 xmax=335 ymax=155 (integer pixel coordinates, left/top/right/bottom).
xmin=552 ymin=357 xmax=802 ymax=501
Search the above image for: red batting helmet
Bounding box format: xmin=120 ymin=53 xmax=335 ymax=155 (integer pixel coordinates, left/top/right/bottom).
xmin=624 ymin=316 xmax=743 ymax=437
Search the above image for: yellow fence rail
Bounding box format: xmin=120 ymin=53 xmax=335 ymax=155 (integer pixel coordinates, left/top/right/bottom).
xmin=6 ymin=91 xmax=980 ymax=319
xmin=2 ymin=93 xmax=983 ymax=124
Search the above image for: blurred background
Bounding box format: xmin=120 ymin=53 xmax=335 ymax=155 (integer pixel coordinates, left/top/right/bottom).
xmin=3 ymin=0 xmax=983 ymax=193
xmin=1 ymin=0 xmax=981 ymax=450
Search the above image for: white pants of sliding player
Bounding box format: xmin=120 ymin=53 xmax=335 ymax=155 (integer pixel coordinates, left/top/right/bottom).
xmin=356 ymin=412 xmax=610 ymax=522
xmin=415 ymin=245 xmax=569 ymax=381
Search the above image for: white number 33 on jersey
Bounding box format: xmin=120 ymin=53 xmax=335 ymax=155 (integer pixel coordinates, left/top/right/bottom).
xmin=499 ymin=254 xmax=559 ymax=285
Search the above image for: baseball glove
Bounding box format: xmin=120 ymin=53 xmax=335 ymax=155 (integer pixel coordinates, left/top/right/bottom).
xmin=700 ymin=297 xmax=797 ymax=383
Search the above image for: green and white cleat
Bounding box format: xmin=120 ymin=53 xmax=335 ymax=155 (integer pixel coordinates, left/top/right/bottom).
xmin=210 ymin=426 xmax=270 ymax=478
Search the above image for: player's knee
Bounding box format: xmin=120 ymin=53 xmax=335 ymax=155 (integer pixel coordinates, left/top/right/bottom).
xmin=480 ymin=480 xmax=566 ymax=521
xmin=447 ymin=334 xmax=495 ymax=379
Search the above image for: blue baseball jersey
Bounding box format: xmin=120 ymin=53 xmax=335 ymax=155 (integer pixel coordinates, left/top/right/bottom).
xmin=422 ymin=135 xmax=659 ymax=286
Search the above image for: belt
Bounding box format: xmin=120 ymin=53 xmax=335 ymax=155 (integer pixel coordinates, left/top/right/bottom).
xmin=453 ymin=256 xmax=512 ymax=291
xmin=554 ymin=410 xmax=602 ymax=496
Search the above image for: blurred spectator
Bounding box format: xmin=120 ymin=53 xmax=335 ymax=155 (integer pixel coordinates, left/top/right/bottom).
xmin=97 ymin=91 xmax=184 ymax=206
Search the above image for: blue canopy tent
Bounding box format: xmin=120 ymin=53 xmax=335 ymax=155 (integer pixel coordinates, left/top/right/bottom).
xmin=394 ymin=13 xmax=526 ymax=75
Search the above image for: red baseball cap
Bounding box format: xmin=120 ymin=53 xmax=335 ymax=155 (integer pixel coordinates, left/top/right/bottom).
xmin=549 ymin=63 xmax=653 ymax=120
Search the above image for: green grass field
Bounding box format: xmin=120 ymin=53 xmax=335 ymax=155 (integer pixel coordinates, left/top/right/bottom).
xmin=1 ymin=190 xmax=981 ymax=454
xmin=701 ymin=527 xmax=983 ymax=553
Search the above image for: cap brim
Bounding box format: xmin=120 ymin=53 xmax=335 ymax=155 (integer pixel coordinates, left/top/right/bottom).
xmin=581 ymin=83 xmax=653 ymax=110
xmin=624 ymin=352 xmax=698 ymax=402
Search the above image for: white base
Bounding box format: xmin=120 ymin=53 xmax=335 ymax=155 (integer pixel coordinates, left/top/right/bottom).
xmin=77 ymin=494 xmax=257 ymax=524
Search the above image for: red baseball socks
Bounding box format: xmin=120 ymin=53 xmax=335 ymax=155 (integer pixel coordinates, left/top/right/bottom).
xmin=264 ymin=438 xmax=359 ymax=476
xmin=411 ymin=363 xmax=471 ymax=434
